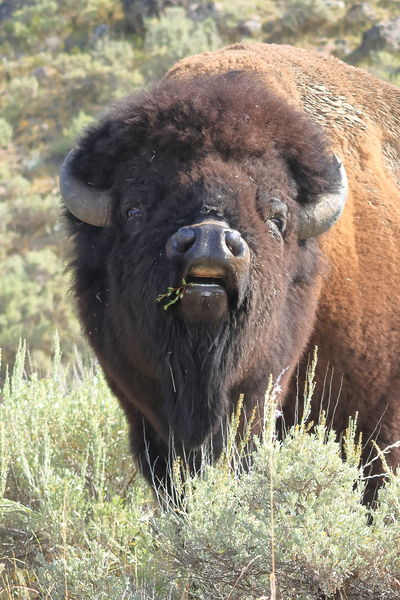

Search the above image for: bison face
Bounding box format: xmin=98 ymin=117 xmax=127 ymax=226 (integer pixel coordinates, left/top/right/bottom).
xmin=61 ymin=73 xmax=347 ymax=450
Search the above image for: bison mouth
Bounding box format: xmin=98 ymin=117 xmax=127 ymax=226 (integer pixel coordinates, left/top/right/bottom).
xmin=186 ymin=274 xmax=226 ymax=291
xmin=179 ymin=264 xmax=239 ymax=324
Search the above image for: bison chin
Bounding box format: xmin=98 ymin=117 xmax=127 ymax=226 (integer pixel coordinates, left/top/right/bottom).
xmin=179 ymin=264 xmax=249 ymax=325
xmin=180 ymin=280 xmax=229 ymax=324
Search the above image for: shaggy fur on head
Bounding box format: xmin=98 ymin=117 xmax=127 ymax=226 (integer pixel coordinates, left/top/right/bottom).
xmin=65 ymin=45 xmax=400 ymax=496
xmin=71 ymin=72 xmax=340 ymax=202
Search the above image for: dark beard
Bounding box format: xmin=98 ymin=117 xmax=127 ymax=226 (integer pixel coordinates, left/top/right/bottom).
xmin=160 ymin=318 xmax=232 ymax=449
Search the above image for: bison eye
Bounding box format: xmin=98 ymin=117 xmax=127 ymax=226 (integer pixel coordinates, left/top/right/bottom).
xmin=127 ymin=207 xmax=144 ymax=221
xmin=270 ymin=214 xmax=286 ymax=233
xmin=260 ymin=197 xmax=288 ymax=235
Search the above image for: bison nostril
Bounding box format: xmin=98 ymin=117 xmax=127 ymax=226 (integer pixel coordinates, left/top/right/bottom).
xmin=173 ymin=227 xmax=196 ymax=253
xmin=225 ymin=229 xmax=246 ymax=256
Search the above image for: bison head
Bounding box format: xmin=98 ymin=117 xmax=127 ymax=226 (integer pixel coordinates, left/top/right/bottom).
xmin=61 ymin=73 xmax=347 ymax=452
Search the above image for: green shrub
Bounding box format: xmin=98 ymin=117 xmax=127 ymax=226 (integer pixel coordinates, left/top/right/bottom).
xmin=53 ymin=110 xmax=96 ymax=157
xmin=0 ymin=164 xmax=84 ymax=371
xmin=0 ymin=343 xmax=158 ymax=598
xmin=142 ymin=7 xmax=223 ymax=80
xmin=0 ymin=119 xmax=13 ymax=147
xmin=5 ymin=0 xmax=124 ymax=54
xmin=366 ymin=50 xmax=400 ymax=86
xmin=279 ymin=0 xmax=346 ymax=33
xmin=3 ymin=76 xmax=40 ymax=123
xmin=154 ymin=428 xmax=368 ymax=598
xmin=152 ymin=418 xmax=400 ymax=599
xmin=0 ymin=250 xmax=83 ymax=372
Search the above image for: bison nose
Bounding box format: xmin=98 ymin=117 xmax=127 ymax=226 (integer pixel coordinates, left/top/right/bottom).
xmin=166 ymin=221 xmax=249 ymax=263
xmin=167 ymin=226 xmax=197 ymax=255
xmin=224 ymin=229 xmax=247 ymax=257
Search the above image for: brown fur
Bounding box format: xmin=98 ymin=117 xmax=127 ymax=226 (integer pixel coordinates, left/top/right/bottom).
xmin=168 ymin=44 xmax=400 ymax=480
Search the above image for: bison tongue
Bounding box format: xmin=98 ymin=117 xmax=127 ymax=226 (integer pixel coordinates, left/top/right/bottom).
xmin=181 ymin=280 xmax=229 ymax=323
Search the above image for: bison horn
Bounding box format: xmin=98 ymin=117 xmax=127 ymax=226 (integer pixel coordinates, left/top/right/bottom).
xmin=297 ymin=157 xmax=348 ymax=240
xmin=60 ymin=150 xmax=113 ymax=228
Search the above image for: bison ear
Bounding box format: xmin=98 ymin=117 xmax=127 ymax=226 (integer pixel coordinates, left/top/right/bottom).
xmin=297 ymin=156 xmax=348 ymax=240
xmin=60 ymin=149 xmax=113 ymax=228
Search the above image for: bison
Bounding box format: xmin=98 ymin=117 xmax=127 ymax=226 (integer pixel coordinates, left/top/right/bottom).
xmin=60 ymin=43 xmax=400 ymax=497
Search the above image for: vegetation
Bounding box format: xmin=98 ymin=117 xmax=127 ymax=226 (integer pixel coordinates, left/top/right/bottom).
xmin=156 ymin=279 xmax=193 ymax=310
xmin=1 ymin=344 xmax=400 ymax=598
xmin=0 ymin=0 xmax=399 ymax=370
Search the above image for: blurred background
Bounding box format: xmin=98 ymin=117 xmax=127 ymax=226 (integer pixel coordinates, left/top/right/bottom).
xmin=1 ymin=0 xmax=399 ymax=373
